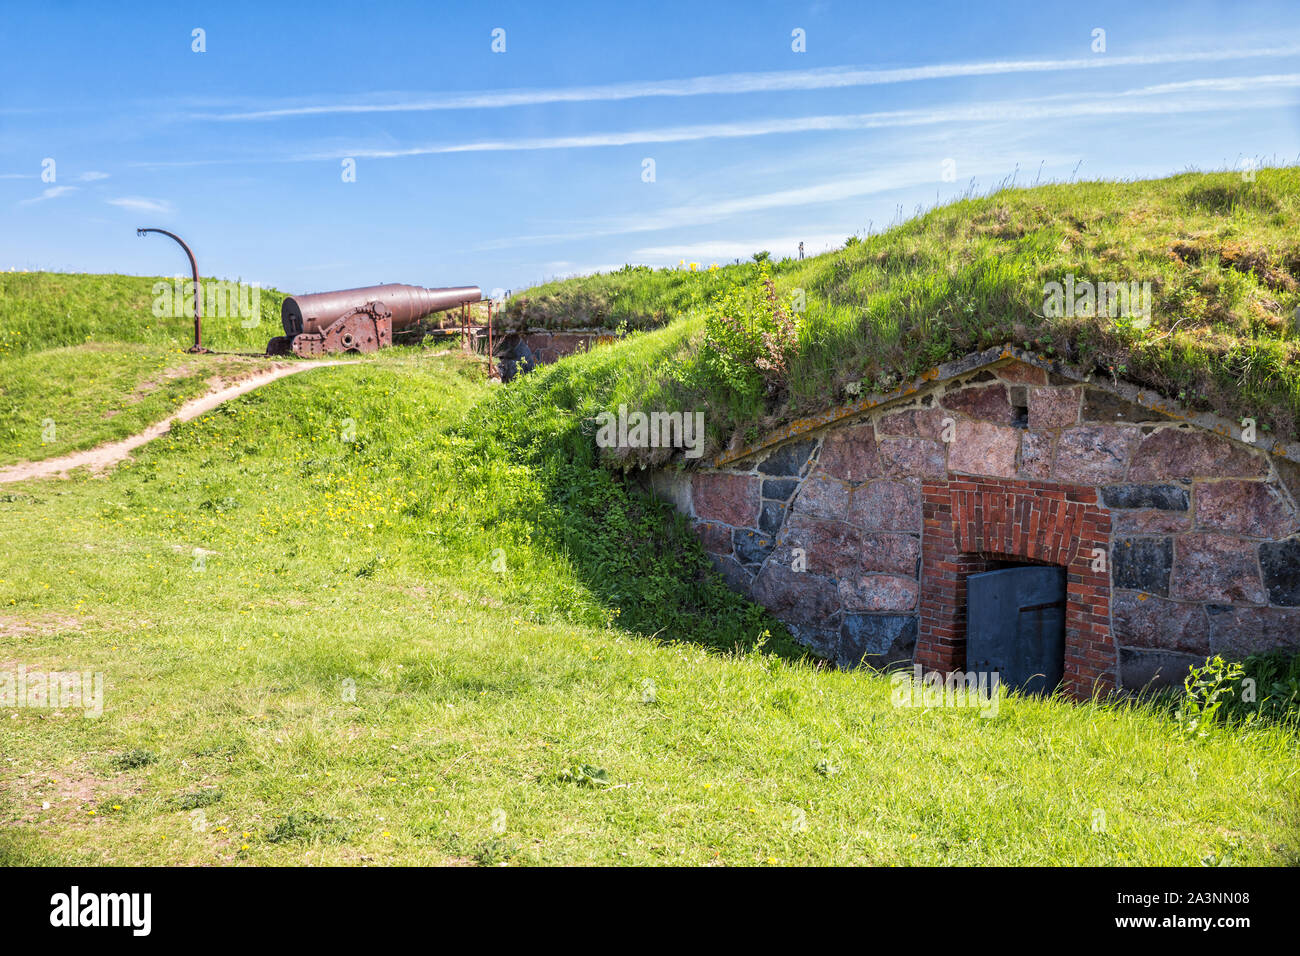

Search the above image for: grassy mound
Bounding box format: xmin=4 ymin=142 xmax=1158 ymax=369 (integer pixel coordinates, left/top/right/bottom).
xmin=0 ymin=271 xmax=284 ymax=355
xmin=506 ymin=168 xmax=1300 ymax=461
xmin=0 ymin=273 xmax=291 ymax=465
xmin=2 ymin=349 xmax=1297 ymax=865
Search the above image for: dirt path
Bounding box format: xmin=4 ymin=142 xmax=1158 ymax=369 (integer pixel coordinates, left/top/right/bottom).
xmin=0 ymin=361 xmax=345 ymax=484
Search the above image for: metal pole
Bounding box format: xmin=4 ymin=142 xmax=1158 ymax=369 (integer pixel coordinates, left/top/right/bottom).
xmin=137 ymin=228 xmax=206 ymax=353
xmin=487 ymin=299 xmax=494 ymax=378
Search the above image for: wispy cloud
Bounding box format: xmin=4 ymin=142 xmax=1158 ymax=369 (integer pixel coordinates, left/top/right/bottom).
xmin=310 ymin=75 xmax=1300 ymax=161
xmin=18 ymin=185 xmax=78 ymax=205
xmin=475 ymin=158 xmax=1007 ymax=251
xmin=78 ymin=171 xmax=110 ymax=182
xmin=200 ymin=45 xmax=1300 ymax=120
xmin=105 ymin=196 xmax=173 ymax=214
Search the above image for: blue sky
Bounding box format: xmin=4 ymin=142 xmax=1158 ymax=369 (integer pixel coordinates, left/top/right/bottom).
xmin=2 ymin=1 xmax=1299 ymax=296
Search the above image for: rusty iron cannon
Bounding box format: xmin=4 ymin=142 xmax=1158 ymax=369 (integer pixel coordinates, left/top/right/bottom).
xmin=267 ymin=283 xmax=482 ymax=357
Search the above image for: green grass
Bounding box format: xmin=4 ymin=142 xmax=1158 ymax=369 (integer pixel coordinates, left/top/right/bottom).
xmin=2 ymin=347 xmax=1297 ymax=865
xmin=507 ymin=168 xmax=1300 ymax=461
xmin=0 ymin=345 xmax=286 ymax=466
xmin=0 ymin=271 xmax=283 ymax=355
xmin=0 ymin=271 xmax=295 ymax=465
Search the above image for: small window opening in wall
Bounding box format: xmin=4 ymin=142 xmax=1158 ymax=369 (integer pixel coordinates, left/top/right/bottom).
xmin=1009 ymin=386 xmax=1029 ymax=428
xmin=965 ymin=562 xmax=1065 ymax=694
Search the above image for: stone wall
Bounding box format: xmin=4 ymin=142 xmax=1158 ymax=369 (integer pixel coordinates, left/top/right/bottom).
xmin=651 ymin=357 xmax=1300 ymax=694
xmin=496 ymin=329 xmax=616 ymax=378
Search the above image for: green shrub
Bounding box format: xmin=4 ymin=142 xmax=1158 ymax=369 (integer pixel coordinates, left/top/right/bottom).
xmin=700 ymin=267 xmax=802 ymax=401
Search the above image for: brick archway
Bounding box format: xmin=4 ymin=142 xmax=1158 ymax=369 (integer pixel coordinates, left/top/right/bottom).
xmin=917 ymin=477 xmax=1115 ymax=697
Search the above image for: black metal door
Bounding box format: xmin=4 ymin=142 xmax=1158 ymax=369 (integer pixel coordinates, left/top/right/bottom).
xmin=966 ymin=565 xmax=1066 ymax=694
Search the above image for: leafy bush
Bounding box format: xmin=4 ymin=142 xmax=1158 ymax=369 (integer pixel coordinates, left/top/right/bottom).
xmin=1237 ymin=650 xmax=1300 ymax=723
xmin=1174 ymin=650 xmax=1300 ymax=736
xmin=700 ymin=267 xmax=802 ymax=401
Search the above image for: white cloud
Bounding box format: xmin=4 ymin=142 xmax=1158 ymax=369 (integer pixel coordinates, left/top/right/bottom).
xmin=18 ymin=185 xmax=78 ymax=205
xmin=203 ymin=45 xmax=1300 ymax=121
xmin=105 ymin=196 xmax=173 ymax=214
xmin=306 ymin=75 xmax=1300 ymax=161
xmin=78 ymin=171 xmax=110 ymax=182
xmin=475 ymin=152 xmax=1058 ymax=250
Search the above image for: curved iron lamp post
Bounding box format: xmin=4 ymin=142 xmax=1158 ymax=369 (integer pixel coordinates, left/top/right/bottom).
xmin=137 ymin=227 xmax=207 ymax=353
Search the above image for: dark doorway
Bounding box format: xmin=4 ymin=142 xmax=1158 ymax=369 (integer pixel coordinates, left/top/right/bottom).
xmin=965 ymin=564 xmax=1066 ymax=694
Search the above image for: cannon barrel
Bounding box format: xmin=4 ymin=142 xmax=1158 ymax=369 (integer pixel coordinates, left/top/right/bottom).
xmin=281 ymin=283 xmax=481 ymax=337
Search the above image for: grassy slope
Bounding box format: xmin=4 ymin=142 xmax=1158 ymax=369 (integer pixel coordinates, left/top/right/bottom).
xmin=1 ymin=349 xmax=1297 ymax=866
xmin=0 ymin=272 xmax=290 ymax=464
xmin=0 ymin=271 xmax=284 ymax=355
xmin=507 ymin=169 xmax=1300 ymax=460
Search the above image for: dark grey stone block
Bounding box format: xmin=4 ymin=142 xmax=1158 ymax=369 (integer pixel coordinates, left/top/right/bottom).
xmin=789 ymin=624 xmax=839 ymax=662
xmin=761 ymin=478 xmax=799 ymax=501
xmin=757 ymin=439 xmax=816 ymax=476
xmin=733 ymin=528 xmax=777 ymax=566
xmin=839 ymin=614 xmax=917 ymax=669
xmin=1102 ymin=484 xmax=1190 ymax=511
xmin=709 ymin=553 xmax=753 ymax=595
xmin=1259 ymin=538 xmax=1300 ymax=606
xmin=1118 ymin=646 xmax=1202 ymax=691
xmin=758 ymin=499 xmax=787 ymax=536
xmin=1111 ymin=537 xmax=1173 ymax=596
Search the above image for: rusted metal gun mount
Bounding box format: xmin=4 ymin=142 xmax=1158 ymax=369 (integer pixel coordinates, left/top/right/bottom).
xmin=272 ymin=300 xmax=394 ymax=357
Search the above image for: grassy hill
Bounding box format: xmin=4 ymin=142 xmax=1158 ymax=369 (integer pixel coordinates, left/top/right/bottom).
xmin=0 ymin=272 xmax=290 ymax=465
xmin=0 ymin=271 xmax=284 ymax=355
xmin=3 ymin=172 xmax=1300 ymax=865
xmin=507 ymin=168 xmax=1300 ymax=462
xmin=3 ymin=349 xmax=1297 ymax=865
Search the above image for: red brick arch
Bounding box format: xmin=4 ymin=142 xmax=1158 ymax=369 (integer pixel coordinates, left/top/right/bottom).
xmin=916 ymin=477 xmax=1115 ymax=698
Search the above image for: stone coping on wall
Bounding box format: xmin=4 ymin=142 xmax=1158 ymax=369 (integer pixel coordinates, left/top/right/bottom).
xmin=708 ymin=346 xmax=1300 ymax=471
